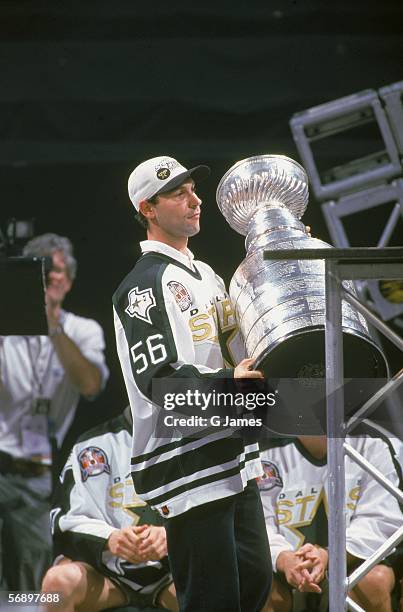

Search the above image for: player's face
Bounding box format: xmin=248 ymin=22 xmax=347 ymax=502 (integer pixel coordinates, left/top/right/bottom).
xmin=45 ymin=250 xmax=72 ymax=305
xmin=151 ymin=179 xmax=202 ymax=240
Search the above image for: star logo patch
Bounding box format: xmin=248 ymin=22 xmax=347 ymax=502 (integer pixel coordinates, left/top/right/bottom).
xmin=125 ymin=286 xmax=156 ymax=325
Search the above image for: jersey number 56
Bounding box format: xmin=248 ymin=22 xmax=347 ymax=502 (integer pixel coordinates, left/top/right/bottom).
xmin=130 ymin=334 xmax=167 ymax=374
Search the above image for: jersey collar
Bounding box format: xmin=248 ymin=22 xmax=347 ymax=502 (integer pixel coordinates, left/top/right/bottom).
xmin=140 ymin=240 xmax=195 ymax=270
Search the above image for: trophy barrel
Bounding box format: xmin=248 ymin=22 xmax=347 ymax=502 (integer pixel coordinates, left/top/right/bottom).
xmin=230 ymin=239 xmax=388 ymax=382
xmin=217 ymin=155 xmax=388 ymax=428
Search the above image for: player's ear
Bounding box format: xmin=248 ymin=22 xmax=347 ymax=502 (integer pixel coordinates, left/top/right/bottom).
xmin=139 ymin=199 xmax=156 ymax=220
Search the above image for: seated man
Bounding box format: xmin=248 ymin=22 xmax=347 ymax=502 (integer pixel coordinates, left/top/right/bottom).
xmin=42 ymin=406 xmax=178 ymax=611
xmin=259 ymin=423 xmax=403 ymax=612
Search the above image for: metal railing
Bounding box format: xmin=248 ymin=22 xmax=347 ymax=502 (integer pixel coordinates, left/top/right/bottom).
xmin=264 ymin=246 xmax=403 ymax=611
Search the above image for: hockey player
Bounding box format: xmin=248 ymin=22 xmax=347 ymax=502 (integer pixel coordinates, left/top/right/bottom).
xmin=41 ymin=406 xmax=177 ymax=611
xmin=259 ymin=425 xmax=403 ymax=612
xmin=113 ymin=156 xmax=272 ymax=611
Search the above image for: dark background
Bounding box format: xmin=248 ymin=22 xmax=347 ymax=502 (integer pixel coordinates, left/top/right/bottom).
xmin=1 ymin=1 xmax=402 ymax=459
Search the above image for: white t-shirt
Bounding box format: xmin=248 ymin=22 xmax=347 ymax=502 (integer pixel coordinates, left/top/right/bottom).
xmin=0 ymin=310 xmax=109 ymax=461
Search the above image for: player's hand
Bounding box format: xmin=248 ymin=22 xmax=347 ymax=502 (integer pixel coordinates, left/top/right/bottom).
xmin=295 ymin=544 xmax=328 ymax=591
xmin=137 ymin=526 xmax=168 ymax=561
xmin=276 ymin=551 xmax=312 ymax=590
xmin=234 ymin=358 xmax=264 ymax=380
xmin=297 ymin=569 xmax=322 ymax=593
xmin=305 ymin=225 xmax=312 ymax=237
xmin=107 ymin=524 xmax=150 ymax=563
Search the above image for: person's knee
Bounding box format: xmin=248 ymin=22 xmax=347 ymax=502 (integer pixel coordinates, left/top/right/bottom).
xmin=157 ymin=582 xmax=179 ymax=612
xmin=264 ymin=576 xmax=292 ymax=612
xmin=42 ymin=562 xmax=86 ymax=598
xmin=351 ymin=564 xmax=394 ymax=608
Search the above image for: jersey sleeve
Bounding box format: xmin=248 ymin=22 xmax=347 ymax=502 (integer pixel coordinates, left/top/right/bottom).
xmin=213 ymin=271 xmax=247 ymax=366
xmin=346 ymin=437 xmax=403 ymax=560
xmin=51 ymin=448 xmax=117 ymax=569
xmin=258 ymin=456 xmax=293 ymax=570
xmin=113 ymin=259 xmax=233 ymax=406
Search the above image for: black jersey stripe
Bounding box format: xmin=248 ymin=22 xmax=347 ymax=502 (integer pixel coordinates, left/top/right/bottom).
xmin=143 ymin=450 xmax=261 ymax=507
xmin=113 ymin=258 xmax=178 ymax=402
xmin=132 ymin=435 xmax=248 ymax=494
xmin=139 ymin=251 xmax=203 ymax=281
xmin=131 ymin=425 xmax=234 ymax=467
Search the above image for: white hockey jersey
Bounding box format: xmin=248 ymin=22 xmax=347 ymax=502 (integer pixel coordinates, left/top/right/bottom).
xmin=51 ymin=412 xmax=171 ymax=597
xmin=113 ymin=240 xmax=262 ymax=518
xmin=258 ymin=429 xmax=403 ymax=570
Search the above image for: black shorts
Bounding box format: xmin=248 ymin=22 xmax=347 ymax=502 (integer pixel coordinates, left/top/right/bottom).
xmin=110 ymin=571 xmax=173 ymax=609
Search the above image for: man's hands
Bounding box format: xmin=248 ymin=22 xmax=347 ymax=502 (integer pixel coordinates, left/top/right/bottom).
xmin=107 ymin=524 xmax=167 ymax=564
xmin=234 ymin=357 xmax=264 ymax=380
xmin=137 ymin=525 xmax=168 ymax=561
xmin=276 ymin=551 xmax=309 ymax=590
xmin=277 ymin=544 xmax=328 ymax=593
xmin=295 ymin=543 xmax=328 ymax=592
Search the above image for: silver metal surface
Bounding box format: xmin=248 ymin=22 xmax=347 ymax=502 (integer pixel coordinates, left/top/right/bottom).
xmin=216 ymin=154 xmax=309 ymax=235
xmin=346 ymin=597 xmax=365 ymax=612
xmin=344 ymin=442 xmax=403 ymax=504
xmin=216 ymin=154 xmax=388 ymax=386
xmin=343 ymin=288 xmax=403 ymax=351
xmin=348 ymin=525 xmax=403 ymax=590
xmin=325 ymin=260 xmax=347 ymax=612
xmin=346 ymin=371 xmax=403 ymax=433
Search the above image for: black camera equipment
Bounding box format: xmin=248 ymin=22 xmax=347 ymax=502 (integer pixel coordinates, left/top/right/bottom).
xmin=0 ymin=219 xmax=49 ymax=335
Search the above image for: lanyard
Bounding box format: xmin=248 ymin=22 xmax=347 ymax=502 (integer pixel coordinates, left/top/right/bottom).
xmin=24 ymin=337 xmax=54 ymax=400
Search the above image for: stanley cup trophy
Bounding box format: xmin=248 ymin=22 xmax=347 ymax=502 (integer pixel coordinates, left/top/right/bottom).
xmin=217 ymin=155 xmax=388 ymax=432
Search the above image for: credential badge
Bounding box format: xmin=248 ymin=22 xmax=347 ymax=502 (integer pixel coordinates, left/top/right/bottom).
xmin=125 ymin=286 xmax=156 ymax=325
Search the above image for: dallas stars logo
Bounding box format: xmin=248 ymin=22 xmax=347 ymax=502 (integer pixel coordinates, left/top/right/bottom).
xmin=125 ymin=286 xmax=156 ymax=325
xmin=280 ymin=488 xmax=329 ymax=550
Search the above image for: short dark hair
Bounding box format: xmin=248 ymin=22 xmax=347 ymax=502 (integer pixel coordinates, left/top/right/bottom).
xmin=134 ymin=195 xmax=158 ymax=230
xmin=134 ymin=211 xmax=148 ymax=229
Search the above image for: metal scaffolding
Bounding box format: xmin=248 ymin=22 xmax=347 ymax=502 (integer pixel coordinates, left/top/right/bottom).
xmin=264 ymin=246 xmax=403 ymax=612
xmin=289 ymin=80 xmax=403 ymax=322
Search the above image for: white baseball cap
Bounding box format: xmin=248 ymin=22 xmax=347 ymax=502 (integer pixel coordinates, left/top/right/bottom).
xmin=128 ymin=156 xmax=211 ymax=211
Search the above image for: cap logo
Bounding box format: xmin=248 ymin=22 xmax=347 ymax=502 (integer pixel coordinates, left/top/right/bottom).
xmin=157 ymin=168 xmax=170 ymax=180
